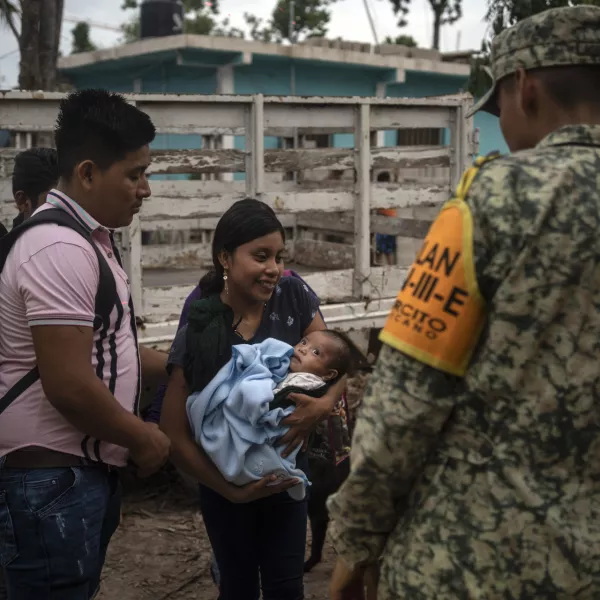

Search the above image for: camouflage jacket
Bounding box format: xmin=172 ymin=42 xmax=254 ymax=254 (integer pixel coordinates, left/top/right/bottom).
xmin=327 ymin=125 xmax=600 ymax=599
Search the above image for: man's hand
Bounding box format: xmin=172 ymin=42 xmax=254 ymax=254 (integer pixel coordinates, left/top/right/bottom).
xmin=226 ymin=475 xmax=301 ymax=504
xmin=279 ymin=393 xmax=333 ymax=457
xmin=129 ymin=422 xmax=171 ymax=478
xmin=330 ymin=558 xmax=367 ymax=600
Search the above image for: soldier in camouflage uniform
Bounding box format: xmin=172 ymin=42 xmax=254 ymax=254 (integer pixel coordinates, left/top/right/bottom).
xmin=326 ymin=6 xmax=600 ymax=599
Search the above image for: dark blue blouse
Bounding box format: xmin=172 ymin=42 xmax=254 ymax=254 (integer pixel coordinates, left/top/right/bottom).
xmin=167 ymin=276 xmax=321 ymax=371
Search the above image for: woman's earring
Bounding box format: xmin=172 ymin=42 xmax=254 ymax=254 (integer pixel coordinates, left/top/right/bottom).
xmin=223 ymin=270 xmax=229 ymax=295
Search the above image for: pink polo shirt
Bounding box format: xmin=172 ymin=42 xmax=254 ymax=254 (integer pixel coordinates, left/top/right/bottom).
xmin=0 ymin=190 xmax=141 ymax=467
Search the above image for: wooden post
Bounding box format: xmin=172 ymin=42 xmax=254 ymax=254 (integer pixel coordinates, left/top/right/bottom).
xmin=244 ymin=94 xmax=265 ymax=199
xmin=253 ymin=94 xmax=265 ymax=197
xmin=120 ymin=215 xmax=143 ymax=317
xmin=448 ymin=105 xmax=465 ymax=189
xmin=244 ymin=103 xmax=254 ymax=197
xmin=460 ymin=95 xmax=475 ymax=169
xmin=121 ymin=99 xmax=144 ymax=317
xmin=354 ymin=102 xmax=371 ymax=299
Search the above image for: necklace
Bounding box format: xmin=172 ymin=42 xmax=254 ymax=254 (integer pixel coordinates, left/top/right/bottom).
xmin=232 ymin=316 xmax=245 ymax=340
xmin=231 ymin=302 xmax=267 ymax=341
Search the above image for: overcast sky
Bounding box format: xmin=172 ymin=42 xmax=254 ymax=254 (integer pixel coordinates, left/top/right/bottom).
xmin=0 ymin=0 xmax=488 ymax=88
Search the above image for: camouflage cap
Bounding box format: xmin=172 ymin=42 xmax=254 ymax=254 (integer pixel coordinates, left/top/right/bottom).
xmin=467 ymin=5 xmax=600 ymax=118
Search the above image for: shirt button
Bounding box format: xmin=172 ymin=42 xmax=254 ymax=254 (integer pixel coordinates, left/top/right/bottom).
xmin=127 ymin=279 xmax=130 ymax=284
xmin=107 ymin=252 xmax=113 ymax=258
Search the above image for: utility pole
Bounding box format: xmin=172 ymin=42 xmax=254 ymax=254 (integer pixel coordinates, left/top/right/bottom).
xmin=361 ymin=0 xmax=379 ymax=45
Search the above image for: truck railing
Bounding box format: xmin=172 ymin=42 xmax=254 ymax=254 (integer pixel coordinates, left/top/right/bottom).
xmin=0 ymin=91 xmax=475 ymax=345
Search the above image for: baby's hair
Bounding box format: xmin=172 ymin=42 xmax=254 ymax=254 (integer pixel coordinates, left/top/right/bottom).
xmin=322 ymin=330 xmax=371 ymax=379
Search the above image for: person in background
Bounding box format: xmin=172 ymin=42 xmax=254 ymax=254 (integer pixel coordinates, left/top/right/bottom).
xmin=12 ymin=148 xmax=59 ymax=228
xmin=0 ymin=148 xmax=58 ymax=238
xmin=374 ymin=171 xmax=396 ymax=266
xmin=0 ymin=89 xmax=171 ymax=599
xmin=328 ymin=6 xmax=600 ymax=599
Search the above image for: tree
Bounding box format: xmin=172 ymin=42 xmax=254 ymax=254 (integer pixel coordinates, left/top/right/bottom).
xmin=71 ymin=22 xmax=97 ymax=54
xmin=485 ymin=0 xmax=600 ymax=34
xmin=270 ymin=0 xmax=335 ymax=42
xmin=387 ymin=0 xmax=461 ymax=49
xmin=120 ymin=0 xmax=223 ymax=43
xmin=211 ymin=17 xmax=245 ymax=38
xmin=0 ymin=0 xmax=64 ymax=90
xmin=384 ymin=34 xmax=417 ymax=46
xmin=244 ymin=13 xmax=276 ymax=42
xmin=120 ymin=0 xmax=244 ymax=42
xmin=468 ymin=0 xmax=600 ymax=97
xmin=245 ymin=0 xmax=337 ymax=43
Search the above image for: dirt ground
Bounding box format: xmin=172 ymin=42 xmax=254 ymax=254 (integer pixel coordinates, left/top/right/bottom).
xmin=0 ymin=475 xmax=336 ymax=600
xmin=97 ymin=470 xmax=336 ymax=600
xmin=97 ymin=373 xmax=369 ymax=600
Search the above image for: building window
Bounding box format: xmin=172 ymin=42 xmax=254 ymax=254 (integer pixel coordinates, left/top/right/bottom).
xmin=302 ymin=134 xmax=331 ymax=148
xmin=396 ymin=128 xmax=443 ymax=146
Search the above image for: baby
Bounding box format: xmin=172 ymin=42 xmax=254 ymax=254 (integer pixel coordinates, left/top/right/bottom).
xmin=274 ymin=329 xmax=361 ymax=397
xmin=187 ymin=329 xmax=367 ymax=500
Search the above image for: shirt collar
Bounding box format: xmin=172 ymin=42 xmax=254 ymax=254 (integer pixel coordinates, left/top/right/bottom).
xmin=45 ymin=189 xmax=108 ymax=233
xmin=537 ymin=124 xmax=600 ymax=149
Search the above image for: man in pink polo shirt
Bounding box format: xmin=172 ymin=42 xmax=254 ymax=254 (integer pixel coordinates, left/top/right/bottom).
xmin=0 ymin=89 xmax=170 ymax=599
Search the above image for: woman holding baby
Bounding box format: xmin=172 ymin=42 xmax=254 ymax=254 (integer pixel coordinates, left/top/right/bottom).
xmin=161 ymin=198 xmax=347 ymax=600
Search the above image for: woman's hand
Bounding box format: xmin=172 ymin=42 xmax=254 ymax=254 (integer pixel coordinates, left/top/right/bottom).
xmin=279 ymin=392 xmax=334 ymax=457
xmin=226 ymin=475 xmax=301 ymax=504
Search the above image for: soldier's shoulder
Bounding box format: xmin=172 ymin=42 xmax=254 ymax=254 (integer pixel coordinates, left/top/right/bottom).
xmin=467 ymin=148 xmax=556 ymax=202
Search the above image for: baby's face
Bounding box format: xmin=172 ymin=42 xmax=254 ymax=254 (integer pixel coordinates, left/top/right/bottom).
xmin=290 ymin=331 xmax=338 ymax=380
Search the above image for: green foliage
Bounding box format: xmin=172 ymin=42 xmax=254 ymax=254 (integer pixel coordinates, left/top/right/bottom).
xmin=120 ymin=16 xmax=140 ymax=43
xmin=0 ymin=0 xmax=20 ymax=40
xmin=71 ymin=21 xmax=97 ymax=54
xmin=120 ymin=0 xmax=336 ymax=45
xmin=244 ymin=13 xmax=276 ymax=42
xmin=121 ymin=0 xmax=219 ymax=13
xmin=244 ymin=0 xmax=337 ymax=43
xmin=211 ymin=17 xmax=245 ymax=38
xmin=120 ymin=0 xmax=245 ymax=43
xmin=466 ymin=40 xmax=491 ymax=98
xmin=485 ymin=0 xmax=600 ymax=34
xmin=468 ymin=0 xmax=600 ymax=98
xmin=386 ymin=0 xmax=462 ymax=49
xmin=271 ymin=0 xmax=334 ymax=42
xmin=383 ymin=34 xmax=417 ymax=46
xmin=184 ymin=10 xmax=216 ymax=34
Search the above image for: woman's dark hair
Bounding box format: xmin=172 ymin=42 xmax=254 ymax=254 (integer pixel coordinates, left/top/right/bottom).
xmin=12 ymin=148 xmax=59 ymax=205
xmin=199 ymin=198 xmax=285 ymax=298
xmin=323 ymin=330 xmax=371 ymax=379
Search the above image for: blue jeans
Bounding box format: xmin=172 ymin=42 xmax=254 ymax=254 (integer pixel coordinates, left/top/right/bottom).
xmin=200 ymin=484 xmax=307 ymax=600
xmin=0 ymin=464 xmax=121 ymax=600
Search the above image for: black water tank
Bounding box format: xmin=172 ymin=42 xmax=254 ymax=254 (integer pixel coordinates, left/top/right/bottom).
xmin=140 ymin=0 xmax=184 ymax=39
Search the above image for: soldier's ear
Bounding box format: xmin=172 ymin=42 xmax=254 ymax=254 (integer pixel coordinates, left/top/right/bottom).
xmin=515 ymin=68 xmax=538 ymax=116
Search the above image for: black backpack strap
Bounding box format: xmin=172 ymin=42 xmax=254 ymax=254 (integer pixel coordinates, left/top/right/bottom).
xmin=0 ymin=209 xmax=118 ymax=416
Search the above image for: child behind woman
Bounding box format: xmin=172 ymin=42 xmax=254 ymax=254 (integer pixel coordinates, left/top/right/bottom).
xmin=186 ymin=329 xmax=366 ymax=500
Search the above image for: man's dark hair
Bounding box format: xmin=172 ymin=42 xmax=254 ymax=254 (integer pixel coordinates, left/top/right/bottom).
xmin=12 ymin=148 xmax=58 ymax=203
xmin=322 ymin=330 xmax=371 ymax=379
xmin=501 ymin=65 xmax=600 ymax=111
xmin=54 ymin=89 xmax=156 ymax=179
